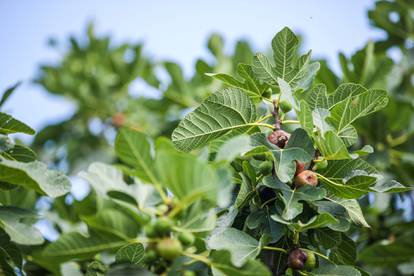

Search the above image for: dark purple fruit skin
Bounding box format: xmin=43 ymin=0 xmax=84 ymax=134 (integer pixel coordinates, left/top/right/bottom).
xmin=267 ymin=130 xmax=291 ymax=148
xmin=294 ymin=170 xmax=318 ymax=188
xmin=288 ymin=248 xmax=308 ymax=270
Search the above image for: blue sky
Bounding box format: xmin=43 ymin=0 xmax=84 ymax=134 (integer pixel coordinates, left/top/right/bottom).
xmin=0 ymin=0 xmax=382 ymax=133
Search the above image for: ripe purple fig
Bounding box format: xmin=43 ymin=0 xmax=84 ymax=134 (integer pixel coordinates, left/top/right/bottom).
xmin=287 ymin=248 xmax=307 ymax=270
xmin=294 ymin=170 xmax=318 ymax=188
xmin=267 ymin=129 xmax=290 ymax=148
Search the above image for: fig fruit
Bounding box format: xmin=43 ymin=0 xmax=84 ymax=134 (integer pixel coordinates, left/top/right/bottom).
xmin=154 ymin=217 xmax=173 ymax=235
xmin=178 ymin=231 xmax=195 ymax=246
xmin=314 ymin=159 xmax=328 ymax=170
xmin=143 ymin=249 xmax=158 ymax=263
xmin=111 ymin=112 xmax=125 ymax=128
xmin=294 ymin=170 xmax=318 ymax=188
xmin=294 ymin=161 xmax=306 ymax=176
xmin=156 ymin=238 xmax=183 ymax=260
xmin=287 ymin=248 xmax=307 ymax=270
xmin=144 ymin=224 xmax=157 ymax=238
xmin=267 ymin=130 xmax=290 ymax=148
xmin=279 ymin=100 xmax=292 ymax=113
xmin=303 ymin=249 xmax=316 ymax=270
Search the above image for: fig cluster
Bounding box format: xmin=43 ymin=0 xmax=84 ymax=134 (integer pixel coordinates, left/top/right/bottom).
xmin=143 ymin=216 xmax=195 ymax=273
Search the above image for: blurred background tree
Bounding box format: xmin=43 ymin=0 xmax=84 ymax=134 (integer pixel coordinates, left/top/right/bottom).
xmin=32 ymin=23 xmax=254 ymax=174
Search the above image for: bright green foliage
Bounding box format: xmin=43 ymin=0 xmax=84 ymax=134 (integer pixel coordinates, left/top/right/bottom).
xmin=3 ymin=2 xmax=414 ymax=275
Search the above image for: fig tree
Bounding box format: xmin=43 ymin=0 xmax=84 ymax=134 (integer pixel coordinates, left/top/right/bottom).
xmin=267 ymin=129 xmax=290 ymax=148
xmin=294 ymin=170 xmax=318 ymax=188
xmin=156 ymin=238 xmax=183 ymax=260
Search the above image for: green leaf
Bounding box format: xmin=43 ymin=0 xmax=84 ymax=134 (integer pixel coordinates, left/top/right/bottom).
xmin=0 ymin=157 xmax=70 ymax=197
xmin=316 ymin=131 xmax=352 ymax=160
xmin=318 ymin=159 xmax=378 ymax=199
xmin=208 ymin=228 xmax=261 ymax=266
xmin=115 ymin=128 xmax=157 ymax=183
xmin=297 ymin=100 xmax=314 ymax=135
xmin=82 ymin=208 xmax=140 ymax=240
xmin=172 ymin=88 xmax=258 ymax=152
xmin=207 ymin=64 xmax=267 ymax=103
xmin=315 ymin=228 xmax=342 ymax=249
xmin=271 ymin=213 xmax=338 ymax=232
xmin=319 ymin=173 xmax=376 ymax=199
xmin=0 ymin=230 xmax=22 ymax=269
xmin=253 ymin=27 xmax=319 ymax=89
xmin=325 ymin=194 xmax=370 ymax=227
xmin=0 ymin=206 xmax=43 ymax=245
xmin=209 ymin=250 xmax=271 ymax=276
xmin=43 ymin=231 xmax=126 ymax=262
xmin=215 ymin=134 xmax=252 ymax=162
xmin=155 ymin=147 xmax=229 ymax=206
xmin=1 ymin=144 xmax=37 ymax=162
xmin=312 ymin=265 xmax=361 ymax=276
xmin=176 ymin=202 xmax=216 ymax=233
xmin=0 ymin=112 xmax=35 ymax=135
xmin=327 ymin=88 xmax=389 ymax=135
xmin=115 ymin=243 xmax=144 ymax=265
xmin=278 ymin=78 xmax=297 ymax=110
xmin=0 ymin=82 xmax=21 ymax=108
xmin=330 ymin=234 xmax=357 ymax=265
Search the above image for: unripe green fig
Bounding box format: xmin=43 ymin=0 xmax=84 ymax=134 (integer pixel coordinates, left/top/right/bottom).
xmin=143 ymin=249 xmax=158 ymax=263
xmin=178 ymin=231 xmax=195 ymax=246
xmin=303 ymin=249 xmax=316 ymax=270
xmin=262 ymin=90 xmax=272 ymax=99
xmin=144 ymin=224 xmax=157 ymax=238
xmin=287 ymin=248 xmax=307 ymax=270
xmin=157 ymin=204 xmax=169 ymax=214
xmin=294 ymin=170 xmax=318 ymax=188
xmin=154 ymin=217 xmax=173 ymax=235
xmin=279 ymin=100 xmax=292 ymax=113
xmin=294 ymin=161 xmax=306 ymax=176
xmin=156 ymin=238 xmax=183 ymax=260
xmin=267 ymin=129 xmax=290 ymax=148
xmin=314 ymin=159 xmax=328 ymax=170
xmin=259 ymin=161 xmax=273 ymax=175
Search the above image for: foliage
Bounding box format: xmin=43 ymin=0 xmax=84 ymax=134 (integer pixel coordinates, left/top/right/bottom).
xmin=2 ymin=1 xmax=414 ymax=275
xmin=0 ymin=84 xmax=71 ymax=275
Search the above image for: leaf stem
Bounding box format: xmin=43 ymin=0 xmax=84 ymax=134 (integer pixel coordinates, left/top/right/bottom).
xmin=182 ymin=252 xmax=211 ymax=265
xmin=314 ymin=173 xmax=342 ymax=188
xmin=281 ymin=120 xmax=300 ymax=125
xmin=257 ymin=114 xmax=273 ymax=123
xmin=262 ymin=246 xmax=287 ymax=254
xmin=252 ymin=123 xmax=275 ymax=129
